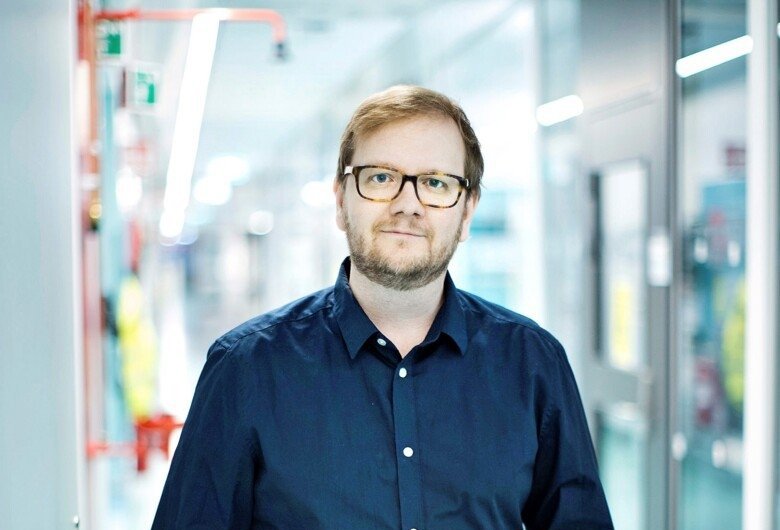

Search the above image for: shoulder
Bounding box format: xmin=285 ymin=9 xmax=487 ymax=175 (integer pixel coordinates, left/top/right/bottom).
xmin=456 ymin=289 xmax=558 ymax=343
xmin=211 ymin=285 xmax=335 ymax=357
xmin=456 ymin=289 xmax=568 ymax=363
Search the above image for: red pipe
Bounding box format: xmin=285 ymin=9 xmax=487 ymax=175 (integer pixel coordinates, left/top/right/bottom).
xmin=93 ymin=8 xmax=287 ymax=44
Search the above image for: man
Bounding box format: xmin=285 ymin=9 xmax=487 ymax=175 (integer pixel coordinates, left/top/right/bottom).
xmin=152 ymin=85 xmax=613 ymax=529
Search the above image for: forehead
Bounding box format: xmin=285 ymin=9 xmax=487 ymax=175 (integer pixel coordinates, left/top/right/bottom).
xmin=352 ymin=115 xmax=465 ymax=175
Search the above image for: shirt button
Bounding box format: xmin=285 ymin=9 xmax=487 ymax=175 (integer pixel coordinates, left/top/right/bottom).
xmin=403 ymin=446 xmax=414 ymax=457
xmin=399 ymin=367 xmax=408 ymax=378
xmin=377 ymin=337 xmax=387 ymax=346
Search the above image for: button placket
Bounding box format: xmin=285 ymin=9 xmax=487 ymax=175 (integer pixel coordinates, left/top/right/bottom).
xmin=392 ymin=359 xmax=423 ymax=530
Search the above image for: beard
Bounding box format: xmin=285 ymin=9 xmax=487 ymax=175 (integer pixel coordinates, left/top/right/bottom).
xmin=343 ymin=214 xmax=463 ymax=291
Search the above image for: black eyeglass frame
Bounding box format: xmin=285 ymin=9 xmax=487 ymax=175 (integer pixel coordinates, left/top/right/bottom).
xmin=344 ymin=164 xmax=470 ymax=209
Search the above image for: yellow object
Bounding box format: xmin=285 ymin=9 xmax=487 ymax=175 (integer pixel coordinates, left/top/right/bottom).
xmin=722 ymin=278 xmax=745 ymax=413
xmin=610 ymin=279 xmax=636 ymax=370
xmin=116 ymin=275 xmax=158 ymax=420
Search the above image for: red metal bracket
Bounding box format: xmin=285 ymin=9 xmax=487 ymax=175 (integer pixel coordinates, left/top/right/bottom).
xmin=87 ymin=414 xmax=184 ymax=472
xmin=93 ymin=8 xmax=288 ymax=57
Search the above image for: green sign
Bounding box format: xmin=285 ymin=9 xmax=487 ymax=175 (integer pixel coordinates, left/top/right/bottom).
xmin=132 ymin=70 xmax=157 ymax=107
xmin=98 ymin=22 xmax=122 ymax=58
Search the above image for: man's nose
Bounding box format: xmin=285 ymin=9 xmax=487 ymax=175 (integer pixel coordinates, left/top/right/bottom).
xmin=390 ymin=178 xmax=425 ymax=216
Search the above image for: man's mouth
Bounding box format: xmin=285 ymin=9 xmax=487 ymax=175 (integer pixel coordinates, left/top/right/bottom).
xmin=380 ymin=230 xmax=426 ymax=237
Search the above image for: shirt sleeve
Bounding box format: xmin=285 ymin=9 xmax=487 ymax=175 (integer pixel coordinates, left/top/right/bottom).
xmin=521 ymin=332 xmax=614 ymax=530
xmin=152 ymin=340 xmax=259 ymax=530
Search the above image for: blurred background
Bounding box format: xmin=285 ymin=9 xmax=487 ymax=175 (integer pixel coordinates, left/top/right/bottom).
xmin=1 ymin=0 xmax=779 ymax=529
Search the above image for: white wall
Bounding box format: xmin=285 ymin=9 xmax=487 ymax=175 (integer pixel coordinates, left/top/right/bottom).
xmin=0 ymin=1 xmax=84 ymax=528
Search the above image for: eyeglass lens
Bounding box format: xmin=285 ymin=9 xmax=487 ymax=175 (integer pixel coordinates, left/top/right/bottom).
xmin=357 ymin=167 xmax=462 ymax=207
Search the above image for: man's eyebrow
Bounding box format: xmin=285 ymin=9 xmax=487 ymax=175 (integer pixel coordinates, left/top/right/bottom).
xmin=363 ymin=161 xmax=401 ymax=171
xmin=367 ymin=162 xmax=456 ymax=175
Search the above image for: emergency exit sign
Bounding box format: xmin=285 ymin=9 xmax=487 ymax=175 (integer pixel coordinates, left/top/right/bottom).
xmin=97 ymin=21 xmax=123 ymax=58
xmin=131 ymin=70 xmax=157 ymax=107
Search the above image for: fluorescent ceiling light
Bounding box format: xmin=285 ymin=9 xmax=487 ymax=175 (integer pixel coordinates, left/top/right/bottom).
xmin=160 ymin=14 xmax=220 ymax=238
xmin=676 ymin=35 xmax=753 ymax=78
xmin=159 ymin=209 xmax=185 ymax=241
xmin=675 ymin=23 xmax=780 ymax=78
xmin=535 ymin=95 xmax=584 ymax=127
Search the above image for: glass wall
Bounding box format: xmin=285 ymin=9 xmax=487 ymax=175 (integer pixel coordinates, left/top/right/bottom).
xmin=537 ymin=2 xmax=651 ymax=528
xmin=676 ymin=1 xmax=747 ymax=528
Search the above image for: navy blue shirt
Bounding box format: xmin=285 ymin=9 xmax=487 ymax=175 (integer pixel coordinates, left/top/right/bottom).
xmin=152 ymin=258 xmax=613 ymax=529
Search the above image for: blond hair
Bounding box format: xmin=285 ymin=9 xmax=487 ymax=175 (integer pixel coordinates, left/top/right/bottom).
xmin=337 ymin=85 xmax=483 ymax=199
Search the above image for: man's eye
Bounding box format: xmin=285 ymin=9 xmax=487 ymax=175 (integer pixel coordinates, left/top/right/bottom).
xmin=423 ymin=177 xmax=447 ymax=190
xmin=371 ymin=173 xmax=393 ymax=183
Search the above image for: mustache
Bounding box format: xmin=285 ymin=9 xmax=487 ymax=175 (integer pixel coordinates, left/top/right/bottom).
xmin=373 ymin=221 xmax=429 ymax=237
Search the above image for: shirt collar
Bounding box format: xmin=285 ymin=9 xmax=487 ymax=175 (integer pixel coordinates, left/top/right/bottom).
xmin=333 ymin=258 xmax=379 ymax=359
xmin=332 ymin=257 xmax=469 ymax=359
xmin=425 ymin=271 xmax=469 ymax=355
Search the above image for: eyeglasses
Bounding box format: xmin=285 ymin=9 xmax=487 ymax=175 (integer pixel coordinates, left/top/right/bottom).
xmin=344 ymin=165 xmax=470 ymax=209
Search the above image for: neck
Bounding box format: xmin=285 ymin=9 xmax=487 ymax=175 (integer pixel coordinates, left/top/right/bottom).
xmin=347 ymin=261 xmax=445 ymax=353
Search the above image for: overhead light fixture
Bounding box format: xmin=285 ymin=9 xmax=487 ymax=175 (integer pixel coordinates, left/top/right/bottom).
xmin=159 ymin=13 xmax=220 ymax=239
xmin=248 ymin=210 xmax=274 ymax=236
xmin=159 ymin=209 xmax=186 ymax=241
xmin=675 ymin=35 xmax=753 ymax=78
xmin=674 ymin=23 xmax=780 ymax=78
xmin=535 ymin=95 xmax=584 ymax=127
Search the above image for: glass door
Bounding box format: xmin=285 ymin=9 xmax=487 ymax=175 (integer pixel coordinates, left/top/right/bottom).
xmin=673 ymin=1 xmax=747 ymax=529
xmin=587 ymin=159 xmax=654 ymax=530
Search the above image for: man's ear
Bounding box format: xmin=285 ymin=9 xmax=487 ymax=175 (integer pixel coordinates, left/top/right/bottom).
xmin=333 ymin=176 xmax=346 ymax=232
xmin=458 ymin=193 xmax=479 ymax=242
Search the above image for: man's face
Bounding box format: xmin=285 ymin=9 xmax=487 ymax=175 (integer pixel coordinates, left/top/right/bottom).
xmin=334 ymin=114 xmax=478 ymax=291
